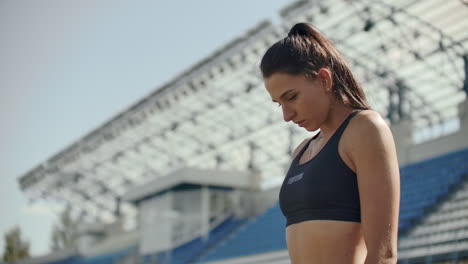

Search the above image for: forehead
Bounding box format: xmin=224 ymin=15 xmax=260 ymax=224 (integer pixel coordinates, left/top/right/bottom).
xmin=264 ymin=73 xmax=309 ymax=97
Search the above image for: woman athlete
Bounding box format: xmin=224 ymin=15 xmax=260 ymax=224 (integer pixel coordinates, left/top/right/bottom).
xmin=260 ymin=23 xmax=400 ymax=264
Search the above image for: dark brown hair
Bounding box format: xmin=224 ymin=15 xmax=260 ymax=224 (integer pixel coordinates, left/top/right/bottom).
xmin=260 ymin=23 xmax=371 ymax=110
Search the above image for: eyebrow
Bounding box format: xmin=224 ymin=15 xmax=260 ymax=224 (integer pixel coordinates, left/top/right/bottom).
xmin=272 ymin=89 xmax=294 ymax=103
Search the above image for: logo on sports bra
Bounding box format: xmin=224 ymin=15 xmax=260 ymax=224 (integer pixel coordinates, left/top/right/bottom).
xmin=288 ymin=172 xmax=304 ymax=184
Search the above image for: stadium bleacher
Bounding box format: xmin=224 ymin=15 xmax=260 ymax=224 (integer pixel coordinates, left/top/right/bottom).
xmin=398 ymin=152 xmax=468 ymax=262
xmin=399 ymin=148 xmax=468 ymax=237
xmin=25 ymin=147 xmax=466 ymax=264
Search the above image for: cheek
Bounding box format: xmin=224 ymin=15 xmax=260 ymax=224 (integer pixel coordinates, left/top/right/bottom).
xmin=299 ymin=94 xmax=329 ymax=127
xmin=300 ymin=92 xmax=321 ymax=113
xmin=306 ymin=91 xmax=331 ymax=112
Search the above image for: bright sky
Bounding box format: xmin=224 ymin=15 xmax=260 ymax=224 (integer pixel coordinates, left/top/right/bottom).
xmin=0 ymin=0 xmax=291 ymax=257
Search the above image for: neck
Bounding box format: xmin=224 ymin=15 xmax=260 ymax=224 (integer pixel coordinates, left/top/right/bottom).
xmin=319 ymin=101 xmax=355 ymax=138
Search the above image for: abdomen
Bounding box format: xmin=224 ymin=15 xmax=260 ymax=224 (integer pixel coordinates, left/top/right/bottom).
xmin=286 ymin=220 xmax=366 ymax=264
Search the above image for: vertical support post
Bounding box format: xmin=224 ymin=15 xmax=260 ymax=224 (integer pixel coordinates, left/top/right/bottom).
xmin=201 ymin=186 xmax=210 ymax=240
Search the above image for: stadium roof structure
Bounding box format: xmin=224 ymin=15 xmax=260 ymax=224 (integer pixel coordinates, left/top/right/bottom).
xmin=122 ymin=167 xmax=254 ymax=204
xmin=18 ymin=0 xmax=468 ymax=223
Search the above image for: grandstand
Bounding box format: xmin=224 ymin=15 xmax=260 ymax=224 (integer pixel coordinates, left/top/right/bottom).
xmin=15 ymin=0 xmax=468 ymax=263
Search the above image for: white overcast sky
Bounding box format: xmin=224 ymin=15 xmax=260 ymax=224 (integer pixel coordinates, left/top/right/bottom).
xmin=0 ymin=0 xmax=291 ymax=256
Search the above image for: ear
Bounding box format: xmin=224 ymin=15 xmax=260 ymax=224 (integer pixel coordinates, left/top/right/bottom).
xmin=317 ymin=68 xmax=333 ymax=92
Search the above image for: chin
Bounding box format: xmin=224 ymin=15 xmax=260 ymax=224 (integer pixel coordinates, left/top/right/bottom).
xmin=304 ymin=126 xmax=315 ymax=132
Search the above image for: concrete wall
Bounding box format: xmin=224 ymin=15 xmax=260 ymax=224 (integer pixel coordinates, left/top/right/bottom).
xmin=231 ymin=185 xmax=280 ymax=219
xmin=172 ymin=189 xmax=204 ymax=246
xmin=137 ymin=186 xmax=246 ymax=254
xmin=392 ymin=100 xmax=468 ymax=166
xmin=139 ymin=192 xmax=174 ymax=254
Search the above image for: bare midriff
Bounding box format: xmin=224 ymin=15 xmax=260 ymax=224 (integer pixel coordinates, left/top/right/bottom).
xmin=286 ymin=220 xmax=367 ymax=264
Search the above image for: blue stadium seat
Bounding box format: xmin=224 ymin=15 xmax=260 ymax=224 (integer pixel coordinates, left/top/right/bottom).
xmin=148 ymin=216 xmax=248 ymax=264
xmin=398 ymin=148 xmax=468 ymax=235
xmin=198 ymin=204 xmax=286 ymax=262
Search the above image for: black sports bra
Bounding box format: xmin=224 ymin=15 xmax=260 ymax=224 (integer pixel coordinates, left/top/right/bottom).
xmin=279 ymin=111 xmax=362 ymax=227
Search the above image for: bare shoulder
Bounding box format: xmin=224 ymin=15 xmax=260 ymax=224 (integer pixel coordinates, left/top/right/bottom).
xmin=344 ymin=109 xmax=396 ymax=157
xmin=347 ymin=110 xmax=390 ymax=137
xmin=291 ymin=137 xmax=312 ymax=160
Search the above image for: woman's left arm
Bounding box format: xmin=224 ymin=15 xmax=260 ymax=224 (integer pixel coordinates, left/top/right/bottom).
xmin=349 ymin=111 xmax=400 ymax=264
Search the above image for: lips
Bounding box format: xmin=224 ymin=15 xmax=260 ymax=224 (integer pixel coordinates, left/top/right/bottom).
xmin=295 ymin=120 xmax=306 ymax=127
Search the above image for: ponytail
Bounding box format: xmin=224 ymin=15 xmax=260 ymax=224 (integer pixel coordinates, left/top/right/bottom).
xmin=260 ymin=23 xmax=371 ymax=110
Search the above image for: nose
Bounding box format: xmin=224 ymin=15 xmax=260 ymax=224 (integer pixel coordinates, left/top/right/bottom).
xmin=282 ymin=105 xmax=296 ymax=122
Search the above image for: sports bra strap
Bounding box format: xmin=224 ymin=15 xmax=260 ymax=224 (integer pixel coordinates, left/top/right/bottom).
xmin=295 ymin=133 xmax=319 ymax=161
xmin=294 ymin=110 xmax=361 ymax=162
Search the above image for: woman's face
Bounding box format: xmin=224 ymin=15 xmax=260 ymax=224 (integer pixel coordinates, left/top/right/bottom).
xmin=264 ymin=71 xmax=332 ymax=131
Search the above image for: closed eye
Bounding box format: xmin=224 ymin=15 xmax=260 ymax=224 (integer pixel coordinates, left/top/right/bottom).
xmin=288 ymin=94 xmax=297 ymax=101
xmin=275 ymin=94 xmax=297 ymax=107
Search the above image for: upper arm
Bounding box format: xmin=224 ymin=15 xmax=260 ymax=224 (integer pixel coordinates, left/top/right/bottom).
xmin=348 ymin=111 xmax=400 ymax=261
